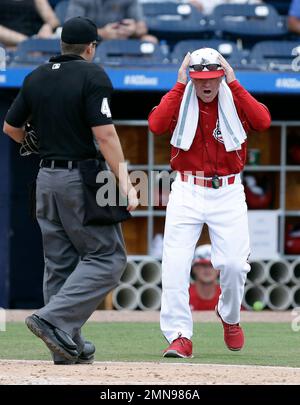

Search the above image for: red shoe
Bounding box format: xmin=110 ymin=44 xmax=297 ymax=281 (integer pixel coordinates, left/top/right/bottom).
xmin=163 ymin=337 xmax=193 ymax=358
xmin=216 ymin=307 xmax=244 ymax=351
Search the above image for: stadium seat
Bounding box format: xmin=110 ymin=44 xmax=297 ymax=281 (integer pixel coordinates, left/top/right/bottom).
xmin=0 ymin=43 xmax=16 ymax=68
xmin=171 ymin=39 xmax=248 ymax=70
xmin=209 ymin=4 xmax=288 ymax=45
xmin=94 ymin=39 xmax=168 ymax=67
xmin=141 ymin=1 xmax=211 ymax=40
xmin=249 ymin=40 xmax=300 ymax=72
xmin=11 ymin=39 xmax=61 ymax=66
xmin=55 ymin=0 xmax=69 ymax=24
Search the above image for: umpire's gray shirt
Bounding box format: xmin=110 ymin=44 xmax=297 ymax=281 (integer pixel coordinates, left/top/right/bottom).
xmin=65 ymin=0 xmax=144 ymax=26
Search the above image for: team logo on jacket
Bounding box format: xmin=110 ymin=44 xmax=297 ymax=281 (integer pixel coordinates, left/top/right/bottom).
xmin=213 ymin=120 xmax=224 ymax=144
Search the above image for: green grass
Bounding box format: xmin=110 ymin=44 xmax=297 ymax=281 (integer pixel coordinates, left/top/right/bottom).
xmin=0 ymin=322 xmax=299 ymax=367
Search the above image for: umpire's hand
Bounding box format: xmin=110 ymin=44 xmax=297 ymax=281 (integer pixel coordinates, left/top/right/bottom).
xmin=127 ymin=187 xmax=139 ymax=212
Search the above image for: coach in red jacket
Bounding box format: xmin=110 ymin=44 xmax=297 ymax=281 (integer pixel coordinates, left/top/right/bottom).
xmin=148 ymin=48 xmax=271 ymax=358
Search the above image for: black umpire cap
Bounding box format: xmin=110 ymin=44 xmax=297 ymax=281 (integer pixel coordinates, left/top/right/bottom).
xmin=61 ymin=16 xmax=101 ymax=44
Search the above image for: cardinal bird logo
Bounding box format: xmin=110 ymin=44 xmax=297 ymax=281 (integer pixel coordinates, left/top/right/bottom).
xmin=213 ymin=119 xmax=224 ymax=143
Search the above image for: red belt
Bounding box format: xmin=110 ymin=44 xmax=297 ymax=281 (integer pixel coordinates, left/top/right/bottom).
xmin=179 ymin=173 xmax=236 ymax=188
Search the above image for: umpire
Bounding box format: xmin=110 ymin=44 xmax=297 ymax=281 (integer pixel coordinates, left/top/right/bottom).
xmin=3 ymin=16 xmax=138 ymax=364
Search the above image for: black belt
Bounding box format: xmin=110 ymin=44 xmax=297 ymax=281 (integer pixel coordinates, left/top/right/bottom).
xmin=40 ymin=159 xmax=79 ymax=169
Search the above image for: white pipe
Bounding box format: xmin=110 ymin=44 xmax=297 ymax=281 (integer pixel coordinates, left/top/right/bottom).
xmin=266 ymin=260 xmax=292 ymax=284
xmin=120 ymin=260 xmax=139 ymax=285
xmin=112 ymin=284 xmax=139 ymax=310
xmin=290 ymin=260 xmax=300 ymax=285
xmin=137 ymin=259 xmax=162 ymax=285
xmin=247 ymin=261 xmax=268 ymax=285
xmin=266 ymin=284 xmax=292 ymax=310
xmin=242 ymin=284 xmax=267 ymax=310
xmin=137 ymin=285 xmax=162 ymax=311
xmin=291 ymin=285 xmax=300 ymax=308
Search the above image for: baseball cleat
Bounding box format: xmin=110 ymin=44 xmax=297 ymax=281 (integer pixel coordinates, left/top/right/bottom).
xmin=215 ymin=307 xmax=244 ymax=351
xmin=163 ymin=337 xmax=193 ymax=358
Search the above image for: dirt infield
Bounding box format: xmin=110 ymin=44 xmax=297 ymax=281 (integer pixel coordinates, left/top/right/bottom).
xmin=1 ymin=310 xmax=298 ymax=385
xmin=0 ymin=360 xmax=300 ymax=385
xmin=5 ymin=309 xmax=294 ymax=323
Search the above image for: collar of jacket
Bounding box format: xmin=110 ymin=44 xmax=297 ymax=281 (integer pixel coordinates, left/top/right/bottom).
xmin=49 ymin=54 xmax=86 ymax=63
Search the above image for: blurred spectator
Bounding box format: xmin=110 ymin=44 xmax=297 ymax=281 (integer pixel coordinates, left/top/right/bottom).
xmin=288 ymin=0 xmax=300 ymax=35
xmin=65 ymin=0 xmax=158 ymax=43
xmin=49 ymin=0 xmax=63 ymax=6
xmin=189 ymin=244 xmax=221 ymax=311
xmin=0 ymin=0 xmax=60 ymax=47
xmin=188 ymin=0 xmax=262 ymax=15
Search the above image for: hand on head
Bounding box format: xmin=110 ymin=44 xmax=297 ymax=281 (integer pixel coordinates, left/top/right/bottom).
xmin=177 ymin=52 xmax=191 ymax=85
xmin=218 ymin=54 xmax=236 ymax=84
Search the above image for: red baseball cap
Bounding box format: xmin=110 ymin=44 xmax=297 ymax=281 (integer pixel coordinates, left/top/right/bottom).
xmin=189 ymin=48 xmax=224 ymax=79
xmin=192 ymin=244 xmax=212 ymax=266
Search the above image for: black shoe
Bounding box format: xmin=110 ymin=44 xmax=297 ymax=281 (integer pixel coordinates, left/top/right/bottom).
xmin=76 ymin=341 xmax=95 ymax=364
xmin=54 ymin=341 xmax=96 ymax=365
xmin=25 ymin=314 xmax=79 ymax=361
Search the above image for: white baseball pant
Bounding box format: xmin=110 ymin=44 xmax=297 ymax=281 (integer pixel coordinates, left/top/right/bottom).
xmin=160 ymin=173 xmax=250 ymax=343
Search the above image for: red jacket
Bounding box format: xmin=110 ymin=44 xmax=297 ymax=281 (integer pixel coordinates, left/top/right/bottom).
xmin=189 ymin=284 xmax=245 ymax=311
xmin=148 ymin=80 xmax=271 ymax=177
xmin=189 ymin=284 xmax=221 ymax=311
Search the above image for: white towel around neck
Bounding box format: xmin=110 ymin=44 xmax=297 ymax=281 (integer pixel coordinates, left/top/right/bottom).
xmin=171 ymin=80 xmax=247 ymax=152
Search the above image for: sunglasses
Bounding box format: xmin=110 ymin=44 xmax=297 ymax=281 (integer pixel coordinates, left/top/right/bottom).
xmin=190 ymin=63 xmax=221 ymax=72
